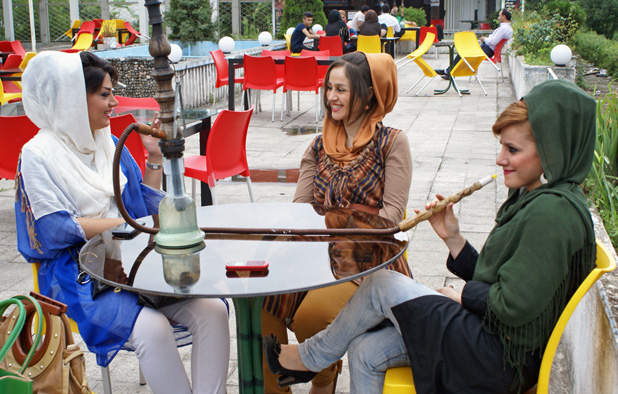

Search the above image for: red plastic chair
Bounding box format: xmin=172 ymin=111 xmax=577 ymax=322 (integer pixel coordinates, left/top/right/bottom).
xmin=114 ymin=95 xmax=160 ymax=115
xmin=0 ymin=41 xmax=12 ymax=52
xmin=109 ymin=113 xmax=147 ymax=175
xmin=479 ymin=22 xmax=491 ymax=30
xmin=261 ymin=49 xmax=289 ymax=81
xmin=2 ymin=54 xmax=23 ymax=70
xmin=123 ymin=21 xmax=149 ymax=46
xmin=211 ymin=49 xmax=245 ymax=109
xmin=430 ymin=19 xmax=444 ymax=29
xmin=485 ymin=38 xmax=508 ymax=81
xmin=319 ymin=35 xmax=343 ymax=56
xmin=184 ymin=107 xmax=255 ymax=204
xmin=242 ymin=54 xmax=284 ymax=122
xmin=0 ymin=115 xmax=39 ymax=180
xmin=299 ymin=49 xmax=330 ymax=82
xmin=419 ymin=25 xmax=439 ymax=58
xmin=10 ymin=41 xmax=26 ymax=57
xmin=281 ymin=56 xmax=323 ymax=123
xmin=60 ymin=21 xmax=95 ymax=53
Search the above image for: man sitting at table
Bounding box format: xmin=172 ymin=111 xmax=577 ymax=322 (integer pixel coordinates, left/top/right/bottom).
xmin=348 ymin=6 xmax=370 ymax=36
xmin=436 ymin=8 xmax=512 ymax=79
xmin=291 ymin=11 xmax=323 ymax=53
xmin=378 ymin=4 xmax=402 ymax=37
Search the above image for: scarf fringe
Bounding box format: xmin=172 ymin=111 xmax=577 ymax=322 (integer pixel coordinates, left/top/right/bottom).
xmin=16 ymin=169 xmax=43 ymax=254
xmin=482 ymin=242 xmax=596 ymax=393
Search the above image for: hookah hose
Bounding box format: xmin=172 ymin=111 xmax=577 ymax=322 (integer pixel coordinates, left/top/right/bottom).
xmin=112 ymin=124 xmax=497 ymax=236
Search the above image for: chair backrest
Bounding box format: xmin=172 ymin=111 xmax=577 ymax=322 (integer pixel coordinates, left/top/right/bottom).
xmin=490 ymin=38 xmax=508 ymax=64
xmin=430 ymin=19 xmax=444 ymax=28
xmin=357 ymin=35 xmax=381 ymax=53
xmin=479 ymin=22 xmax=491 ymax=30
xmin=124 ymin=21 xmax=139 ymax=36
xmin=19 ymin=52 xmax=36 ymax=72
xmin=0 ymin=41 xmax=13 ymax=52
xmin=0 ymin=79 xmax=22 ymax=104
xmin=0 ymin=115 xmax=39 ymax=180
xmin=261 ymin=49 xmax=290 ymax=59
xmin=206 ymin=107 xmax=254 ymax=182
xmin=114 ymin=95 xmax=160 ymax=114
xmin=109 ymin=113 xmax=146 ymax=175
xmin=211 ymin=49 xmax=230 ymax=88
xmin=283 ymin=55 xmax=319 ymax=93
xmin=451 ymin=31 xmax=486 ymax=77
xmin=243 ymin=54 xmax=278 ymax=91
xmin=419 ymin=26 xmax=438 ymax=44
xmin=284 ymin=34 xmax=292 ymax=52
xmin=10 ymin=41 xmax=26 ymax=57
xmin=410 ymin=31 xmax=435 ymax=59
xmin=319 ymin=35 xmax=343 ymax=56
xmin=1 ymin=54 xmax=23 ymax=70
xmin=386 ymin=26 xmax=394 ymax=38
xmin=78 ymin=21 xmax=95 ymax=35
xmin=536 ymin=242 xmax=616 ymax=394
xmin=300 ymin=49 xmax=330 ymax=58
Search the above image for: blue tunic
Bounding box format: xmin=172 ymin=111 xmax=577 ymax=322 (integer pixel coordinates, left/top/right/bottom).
xmin=15 ymin=137 xmax=163 ymax=367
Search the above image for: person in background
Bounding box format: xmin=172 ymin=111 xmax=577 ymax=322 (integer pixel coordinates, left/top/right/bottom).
xmin=262 ymin=52 xmax=412 ymax=394
xmin=291 ymin=11 xmax=323 ymax=53
xmin=378 ymin=4 xmax=402 ymax=36
xmin=15 ymin=51 xmax=231 ymax=394
xmin=359 ymin=9 xmax=386 ymax=37
xmin=348 ymin=5 xmax=370 ymax=35
xmin=436 ymin=8 xmax=512 ymax=79
xmin=325 ymin=9 xmax=351 ymax=54
xmin=263 ymin=79 xmax=596 ymax=394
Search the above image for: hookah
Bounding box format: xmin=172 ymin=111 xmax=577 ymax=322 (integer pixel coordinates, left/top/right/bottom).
xmin=111 ymin=0 xmax=498 ymax=291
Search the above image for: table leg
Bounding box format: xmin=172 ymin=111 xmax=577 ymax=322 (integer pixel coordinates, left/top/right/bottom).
xmin=233 ymin=297 xmax=265 ymax=394
xmin=433 ymin=45 xmax=469 ymax=95
xmin=228 ymin=60 xmax=236 ymax=111
xmin=199 ymin=117 xmax=214 ymax=206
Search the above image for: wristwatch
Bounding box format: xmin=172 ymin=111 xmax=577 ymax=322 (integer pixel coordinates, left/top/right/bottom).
xmin=146 ymin=162 xmax=162 ymax=170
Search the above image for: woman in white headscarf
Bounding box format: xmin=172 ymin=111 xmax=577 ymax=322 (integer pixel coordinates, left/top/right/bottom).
xmin=15 ymin=51 xmax=230 ymax=394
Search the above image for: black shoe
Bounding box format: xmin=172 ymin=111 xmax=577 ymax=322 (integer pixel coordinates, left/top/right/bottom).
xmin=262 ymin=334 xmax=318 ymax=388
xmin=441 ymin=74 xmax=450 ymax=80
xmin=435 ymin=69 xmax=446 ymax=76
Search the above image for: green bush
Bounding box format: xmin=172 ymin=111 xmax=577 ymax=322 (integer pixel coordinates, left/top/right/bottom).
xmin=486 ymin=10 xmax=499 ymax=29
xmin=584 ymin=86 xmax=618 ymax=248
xmin=278 ymin=0 xmax=327 ymax=39
xmin=574 ymin=30 xmax=618 ymax=78
xmin=165 ymin=0 xmax=215 ymax=42
xmin=403 ymin=7 xmax=426 ymax=27
xmin=545 ymin=0 xmax=586 ymax=28
xmin=577 ymin=0 xmax=618 ymax=40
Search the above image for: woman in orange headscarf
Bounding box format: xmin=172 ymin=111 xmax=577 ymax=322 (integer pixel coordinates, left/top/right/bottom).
xmin=262 ymin=52 xmax=412 ymax=394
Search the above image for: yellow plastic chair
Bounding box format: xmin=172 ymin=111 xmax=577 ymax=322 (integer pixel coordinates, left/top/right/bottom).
xmin=113 ymin=19 xmax=128 ymax=43
xmin=357 ymin=35 xmax=381 ymax=54
xmin=32 ymin=262 xmax=146 ymax=394
xmin=0 ymin=80 xmax=22 ymax=105
xmin=396 ymin=32 xmax=437 ymax=96
xmin=62 ymin=19 xmax=81 ymax=40
xmin=18 ymin=52 xmax=36 ymax=72
xmin=383 ymin=241 xmax=616 ymax=394
xmin=449 ymin=31 xmax=497 ymax=97
xmin=284 ymin=34 xmax=292 ymax=52
xmin=60 ymin=31 xmax=94 ymax=53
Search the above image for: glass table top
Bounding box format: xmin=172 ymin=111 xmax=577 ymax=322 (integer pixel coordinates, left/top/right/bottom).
xmin=79 ymin=203 xmax=408 ymax=298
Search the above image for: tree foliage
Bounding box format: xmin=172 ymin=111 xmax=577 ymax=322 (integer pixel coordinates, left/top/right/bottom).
xmin=278 ymin=0 xmax=327 ymax=38
xmin=165 ymin=0 xmax=215 ymax=42
xmin=403 ymin=7 xmax=426 ymax=27
xmin=577 ymin=0 xmax=618 ymax=40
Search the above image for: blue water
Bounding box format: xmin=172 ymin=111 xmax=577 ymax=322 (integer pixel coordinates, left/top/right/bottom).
xmin=94 ymin=40 xmax=285 ymax=58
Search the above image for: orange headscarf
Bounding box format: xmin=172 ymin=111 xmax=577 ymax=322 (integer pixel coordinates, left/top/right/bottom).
xmin=322 ymin=52 xmax=398 ymax=166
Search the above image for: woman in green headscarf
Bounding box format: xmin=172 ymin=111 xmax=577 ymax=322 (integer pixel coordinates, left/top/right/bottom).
xmin=262 ymin=80 xmax=597 ymax=393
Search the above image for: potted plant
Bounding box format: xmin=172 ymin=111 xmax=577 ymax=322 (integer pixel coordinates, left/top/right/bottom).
xmin=99 ymin=22 xmax=119 ymax=49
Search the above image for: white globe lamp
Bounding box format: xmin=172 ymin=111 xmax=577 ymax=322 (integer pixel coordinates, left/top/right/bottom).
xmin=550 ymin=44 xmax=572 ymax=66
xmin=219 ymin=36 xmax=235 ymax=53
xmin=168 ymin=43 xmax=183 ymax=63
xmin=312 ymin=24 xmax=323 ymax=33
xmin=286 ymin=27 xmax=295 ymax=36
xmin=258 ymin=31 xmax=273 ymax=46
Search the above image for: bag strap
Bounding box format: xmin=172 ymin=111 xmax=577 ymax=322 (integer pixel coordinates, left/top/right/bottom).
xmin=0 ymin=295 xmax=43 ymax=374
xmin=0 ymin=298 xmax=27 ymax=362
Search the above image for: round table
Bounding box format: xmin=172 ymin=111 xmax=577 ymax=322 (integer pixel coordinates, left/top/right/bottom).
xmin=79 ymin=202 xmax=408 ymax=393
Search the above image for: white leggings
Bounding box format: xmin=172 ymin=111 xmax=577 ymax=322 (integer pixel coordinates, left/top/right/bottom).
xmin=128 ymin=298 xmax=230 ymax=394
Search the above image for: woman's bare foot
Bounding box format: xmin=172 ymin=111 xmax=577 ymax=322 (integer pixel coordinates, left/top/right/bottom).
xmin=279 ymin=344 xmax=310 ymax=372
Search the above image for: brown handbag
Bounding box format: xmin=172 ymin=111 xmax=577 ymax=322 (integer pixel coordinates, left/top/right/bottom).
xmin=0 ymin=292 xmax=90 ymax=394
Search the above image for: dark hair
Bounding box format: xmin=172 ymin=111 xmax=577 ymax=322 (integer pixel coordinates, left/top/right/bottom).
xmin=492 ymin=100 xmax=528 ymax=136
xmin=500 ymin=8 xmax=511 ymax=21
xmin=360 ymin=5 xmax=370 ymax=13
xmin=381 ymin=4 xmax=390 ymax=14
xmin=322 ymin=52 xmax=376 ymax=124
xmin=80 ymin=52 xmax=118 ymax=94
xmin=303 ymin=11 xmax=314 ymax=19
xmin=364 ymin=9 xmax=378 ymax=23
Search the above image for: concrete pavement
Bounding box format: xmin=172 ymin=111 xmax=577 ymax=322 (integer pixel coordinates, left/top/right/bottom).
xmin=0 ymin=51 xmax=516 ymax=393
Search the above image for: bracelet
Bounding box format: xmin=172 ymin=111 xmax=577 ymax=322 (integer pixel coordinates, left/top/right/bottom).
xmin=146 ymin=162 xmax=162 ymax=170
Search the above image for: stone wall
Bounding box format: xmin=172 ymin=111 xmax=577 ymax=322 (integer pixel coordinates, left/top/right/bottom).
xmin=508 ymin=54 xmax=576 ymax=99
xmin=108 ymin=58 xmax=157 ymax=98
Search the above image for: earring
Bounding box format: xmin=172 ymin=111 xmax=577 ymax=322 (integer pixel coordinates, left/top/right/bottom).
xmin=540 ymin=173 xmax=548 ymax=184
xmin=365 ymin=105 xmax=369 ymax=110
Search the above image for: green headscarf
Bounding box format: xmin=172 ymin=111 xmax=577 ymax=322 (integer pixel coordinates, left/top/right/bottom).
xmin=473 ymin=80 xmax=596 ymax=388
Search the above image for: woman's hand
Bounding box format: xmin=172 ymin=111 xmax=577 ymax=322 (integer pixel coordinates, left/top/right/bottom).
xmin=139 ymin=112 xmax=163 ymax=159
xmin=436 ymin=285 xmax=462 ymax=304
xmin=415 ymin=194 xmax=466 ymax=258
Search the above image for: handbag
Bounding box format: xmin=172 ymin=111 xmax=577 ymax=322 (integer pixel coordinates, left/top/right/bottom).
xmin=0 ymin=294 xmax=43 ymax=394
xmin=0 ymin=292 xmax=90 ymax=394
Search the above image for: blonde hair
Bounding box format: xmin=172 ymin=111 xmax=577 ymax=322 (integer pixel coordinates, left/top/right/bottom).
xmin=492 ymin=100 xmax=529 ymax=136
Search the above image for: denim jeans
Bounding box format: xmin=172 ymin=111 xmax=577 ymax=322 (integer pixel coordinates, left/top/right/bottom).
xmin=298 ymin=270 xmax=443 ymax=393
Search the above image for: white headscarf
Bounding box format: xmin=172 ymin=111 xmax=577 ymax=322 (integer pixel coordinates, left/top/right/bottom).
xmin=21 ymin=51 xmax=127 ymax=220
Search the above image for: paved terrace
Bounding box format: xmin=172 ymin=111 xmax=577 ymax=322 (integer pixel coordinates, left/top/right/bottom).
xmin=0 ymin=50 xmax=515 ymax=393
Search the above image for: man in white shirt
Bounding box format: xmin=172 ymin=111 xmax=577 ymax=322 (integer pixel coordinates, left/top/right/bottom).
xmin=378 ymin=4 xmax=401 ymax=35
xmin=349 ymin=5 xmax=370 ymax=34
xmin=437 ymin=8 xmax=512 ymax=78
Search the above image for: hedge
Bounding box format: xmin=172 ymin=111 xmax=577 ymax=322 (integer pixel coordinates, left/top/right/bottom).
xmin=574 ymin=30 xmax=618 ymax=78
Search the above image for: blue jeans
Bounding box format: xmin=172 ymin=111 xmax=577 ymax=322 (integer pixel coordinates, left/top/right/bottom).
xmin=298 ymin=270 xmax=443 ymax=393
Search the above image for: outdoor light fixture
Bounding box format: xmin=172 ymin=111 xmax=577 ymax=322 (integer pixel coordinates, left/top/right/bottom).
xmin=258 ymin=31 xmax=273 ymax=46
xmin=312 ymin=24 xmax=323 ymax=33
xmin=550 ymin=44 xmax=572 ymax=67
xmin=168 ymin=43 xmax=182 ymax=63
xmin=219 ymin=36 xmax=235 ymax=53
xmin=286 ymin=27 xmax=295 ymax=36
